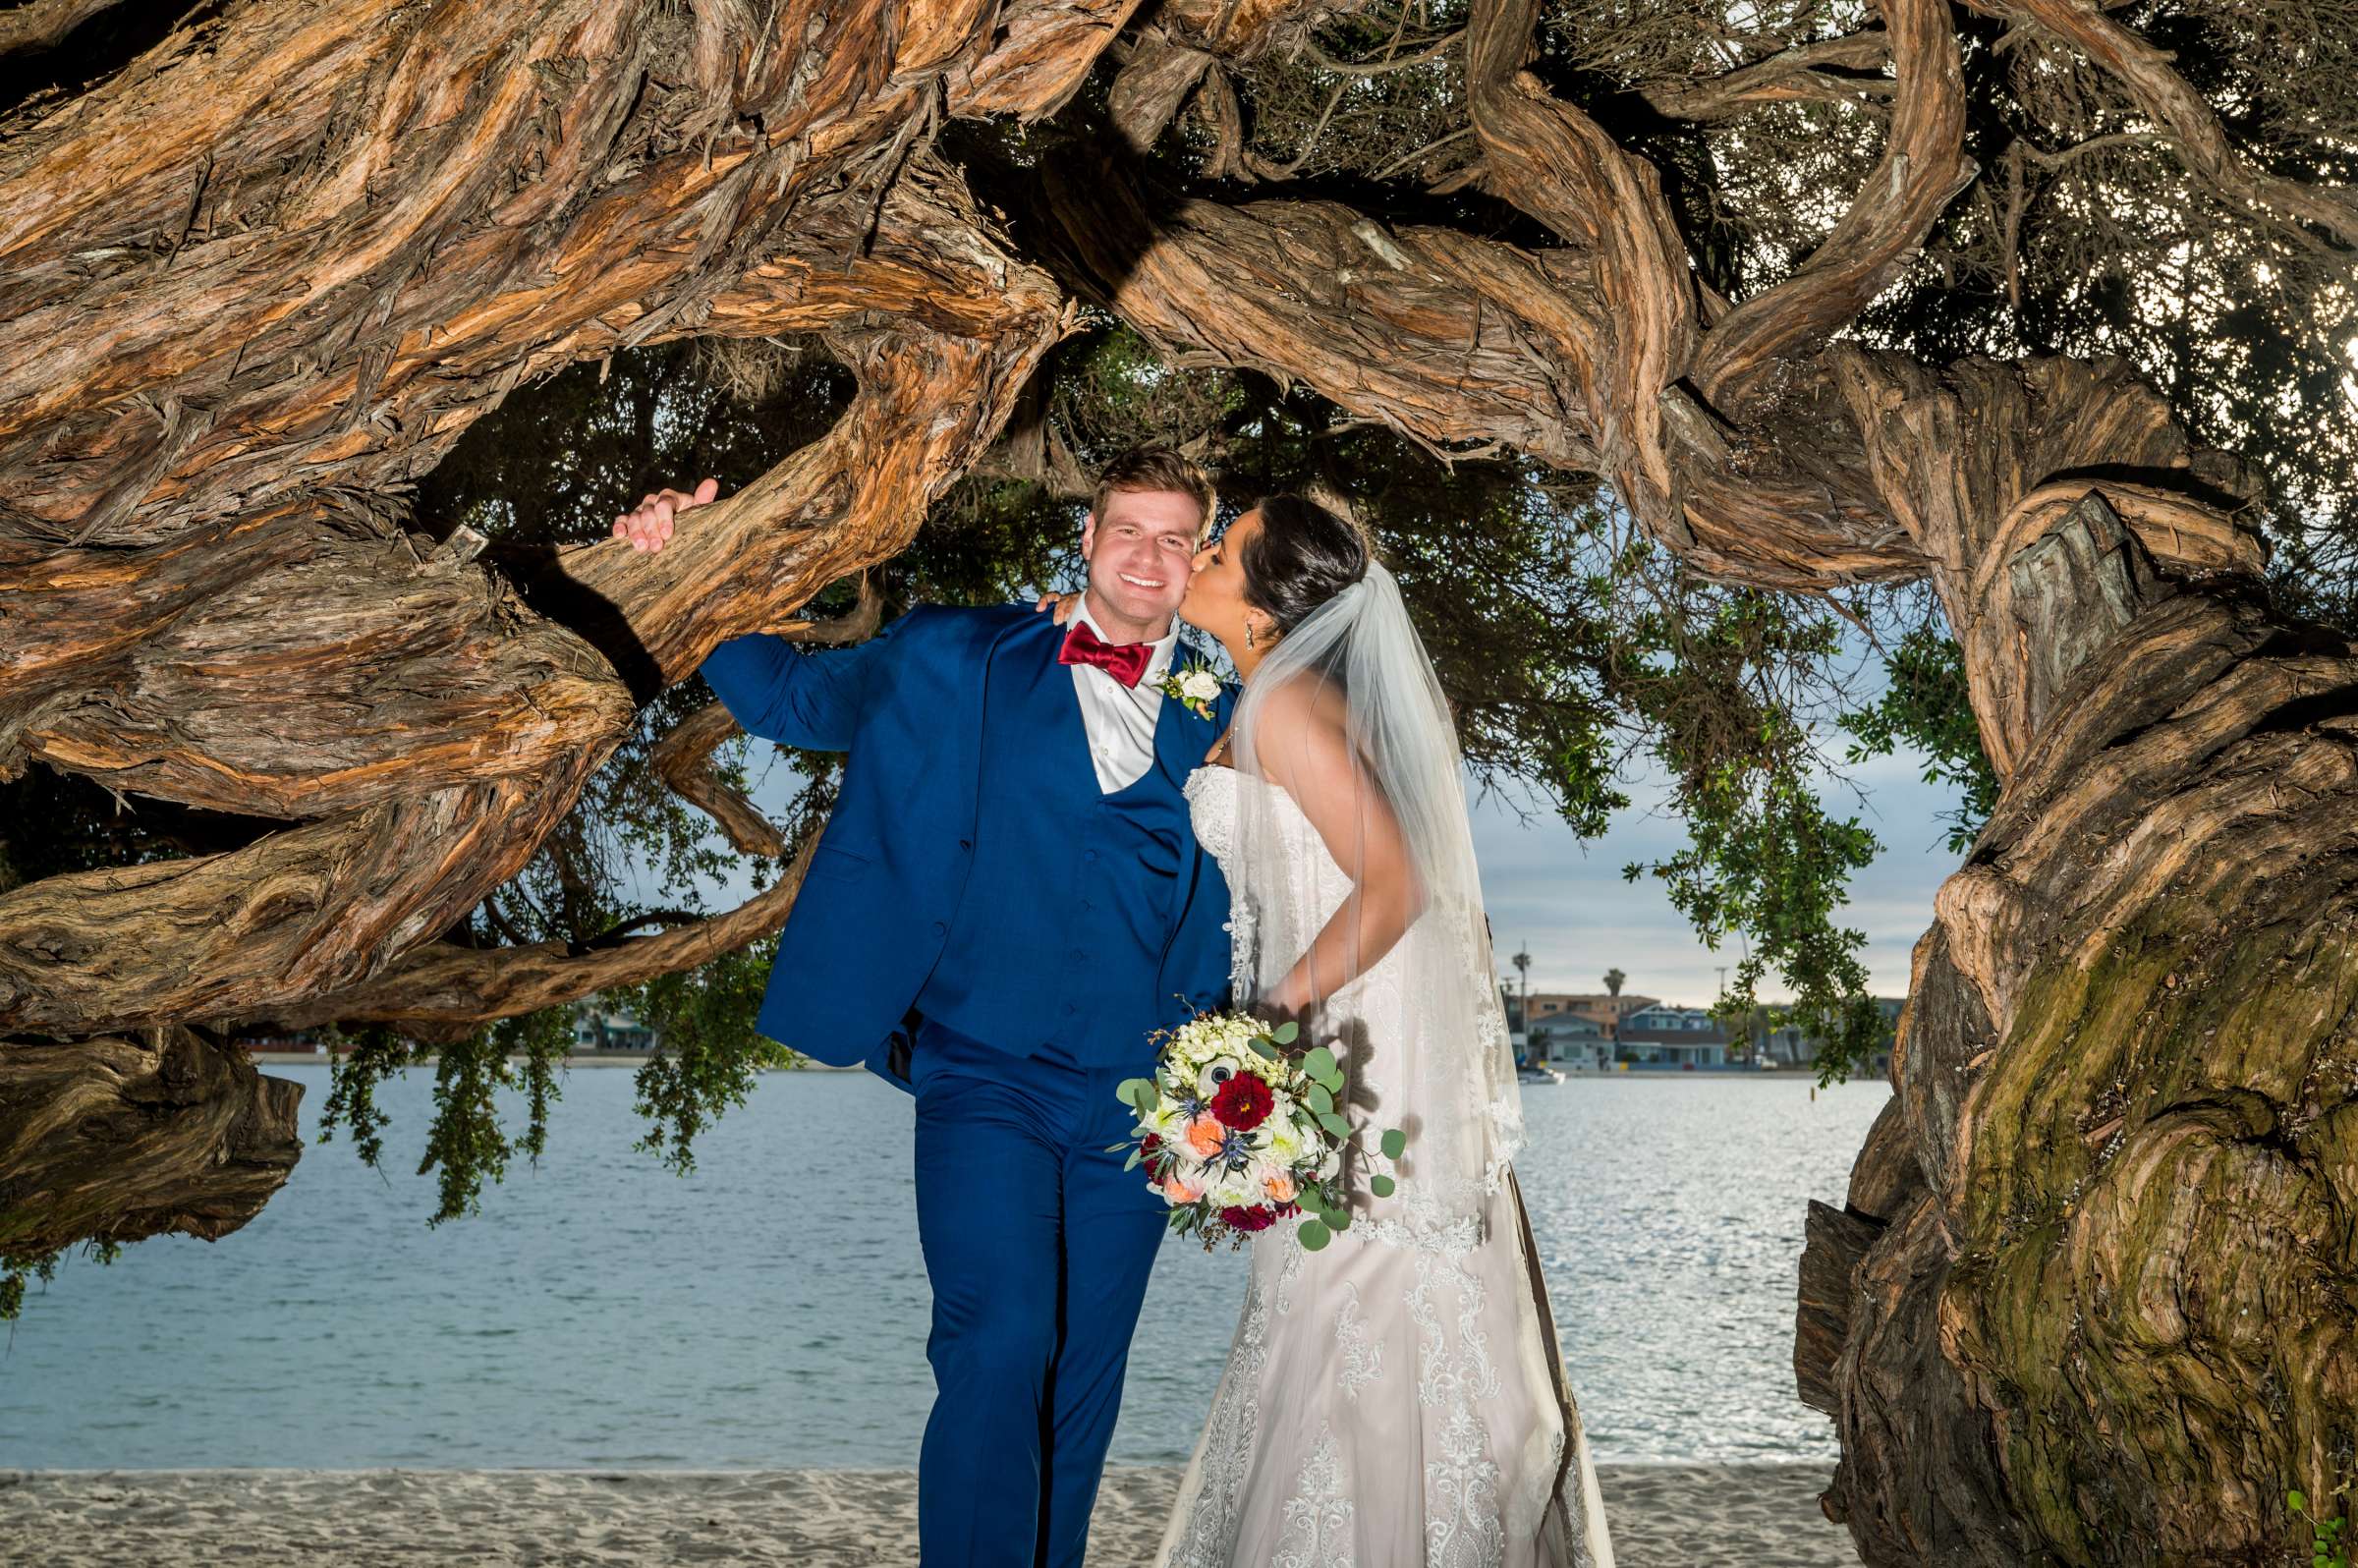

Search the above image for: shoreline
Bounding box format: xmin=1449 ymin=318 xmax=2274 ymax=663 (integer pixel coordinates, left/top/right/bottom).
xmin=0 ymin=1463 xmax=1858 ymax=1567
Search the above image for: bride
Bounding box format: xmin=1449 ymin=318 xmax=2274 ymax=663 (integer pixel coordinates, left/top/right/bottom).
xmin=1088 ymin=493 xmax=1615 ymax=1567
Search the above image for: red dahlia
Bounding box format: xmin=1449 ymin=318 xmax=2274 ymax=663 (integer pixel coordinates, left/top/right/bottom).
xmin=1209 ymin=1073 xmax=1273 ymax=1131
xmin=1219 ymin=1204 xmax=1277 ymax=1232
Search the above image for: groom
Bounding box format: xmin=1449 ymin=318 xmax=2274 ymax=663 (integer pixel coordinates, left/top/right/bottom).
xmin=616 ymin=447 xmax=1236 ymax=1568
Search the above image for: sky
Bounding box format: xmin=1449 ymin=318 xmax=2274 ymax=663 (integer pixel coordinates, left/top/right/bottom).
xmin=676 ymin=694 xmax=1975 ymax=1016
xmin=1467 ymin=744 xmax=1969 ymax=1008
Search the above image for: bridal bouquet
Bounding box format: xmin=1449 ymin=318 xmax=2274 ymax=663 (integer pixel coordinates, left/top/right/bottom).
xmin=1113 ymin=1011 xmax=1404 ymax=1252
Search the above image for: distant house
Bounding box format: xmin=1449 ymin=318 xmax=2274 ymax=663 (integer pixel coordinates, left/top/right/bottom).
xmin=1521 ymin=993 xmax=1659 ymax=1037
xmin=1614 ymin=1004 xmax=1732 ymax=1068
xmin=1529 ymin=1012 xmax=1607 ymax=1070
xmin=571 ymin=998 xmax=659 ymax=1053
xmin=1747 ymin=996 xmax=1905 ymax=1069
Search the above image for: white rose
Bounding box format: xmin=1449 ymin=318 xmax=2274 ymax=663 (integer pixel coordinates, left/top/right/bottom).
xmin=1208 ymin=1174 xmax=1260 ymax=1208
xmin=1181 ymin=670 xmax=1221 ymax=702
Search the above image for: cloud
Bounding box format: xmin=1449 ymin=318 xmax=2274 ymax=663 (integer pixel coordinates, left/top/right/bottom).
xmin=1473 ymin=747 xmax=1970 ymax=1006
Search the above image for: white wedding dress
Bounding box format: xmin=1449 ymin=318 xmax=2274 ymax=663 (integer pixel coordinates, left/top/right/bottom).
xmin=1155 ymin=763 xmax=1613 ymax=1568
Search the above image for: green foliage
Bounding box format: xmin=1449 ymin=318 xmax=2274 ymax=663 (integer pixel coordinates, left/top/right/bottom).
xmin=316 ymin=1023 xmax=416 ymax=1171
xmin=2291 ymin=1486 xmax=2351 ymax=1568
xmin=1 ymin=1240 xmax=120 ymax=1324
xmin=316 ymin=1011 xmax=579 ymax=1225
xmin=621 ymin=937 xmax=795 ymax=1176
xmin=1616 ymin=585 xmax=1888 ymax=1082
xmin=1839 ymin=621 xmax=1999 ymax=856
xmin=418 ymin=1030 xmax=517 ymax=1225
xmin=0 ymin=1248 xmax=59 ymax=1323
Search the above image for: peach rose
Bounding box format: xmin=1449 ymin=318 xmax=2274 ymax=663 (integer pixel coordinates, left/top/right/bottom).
xmin=1184 ymin=1114 xmax=1227 ymax=1157
xmin=1161 ymin=1172 xmax=1205 ymax=1204
xmin=1263 ymin=1172 xmax=1297 ymax=1204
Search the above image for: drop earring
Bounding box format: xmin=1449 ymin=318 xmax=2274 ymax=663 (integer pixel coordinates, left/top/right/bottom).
xmin=1245 ymin=620 xmax=1257 ymax=650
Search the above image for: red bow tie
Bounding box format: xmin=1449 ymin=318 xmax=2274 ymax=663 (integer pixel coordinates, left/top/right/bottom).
xmin=1058 ymin=621 xmax=1152 ymax=688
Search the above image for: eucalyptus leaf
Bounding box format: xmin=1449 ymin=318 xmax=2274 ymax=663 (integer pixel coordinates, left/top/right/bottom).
xmin=1319 ymin=1111 xmax=1349 ymax=1138
xmin=1380 ymin=1128 xmax=1407 ymax=1160
xmin=1308 ymin=1084 xmax=1334 ymax=1114
xmin=1371 ymin=1174 xmax=1395 ymax=1198
xmin=1299 ymin=1218 xmax=1331 ymax=1251
xmin=1304 ymin=1045 xmax=1336 ymax=1080
xmin=1271 ymin=1022 xmax=1300 ymax=1045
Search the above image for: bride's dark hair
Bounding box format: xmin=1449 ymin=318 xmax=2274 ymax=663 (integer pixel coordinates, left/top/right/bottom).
xmin=1242 ymin=493 xmax=1371 ymax=636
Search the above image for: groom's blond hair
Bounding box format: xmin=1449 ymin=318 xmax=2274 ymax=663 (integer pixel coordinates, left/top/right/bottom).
xmin=1092 ymin=445 xmax=1216 ymax=540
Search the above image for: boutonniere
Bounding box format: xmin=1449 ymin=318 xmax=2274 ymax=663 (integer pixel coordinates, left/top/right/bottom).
xmin=1156 ymin=656 xmax=1224 ymax=721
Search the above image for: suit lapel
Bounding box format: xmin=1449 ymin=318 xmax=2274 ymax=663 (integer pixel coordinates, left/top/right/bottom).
xmin=1152 ymin=638 xmax=1223 ymax=790
xmin=968 ymin=610 xmax=1055 ymax=809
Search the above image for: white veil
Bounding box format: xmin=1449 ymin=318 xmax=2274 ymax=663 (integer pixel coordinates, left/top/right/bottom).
xmin=1229 ymin=558 xmax=1526 ymax=1243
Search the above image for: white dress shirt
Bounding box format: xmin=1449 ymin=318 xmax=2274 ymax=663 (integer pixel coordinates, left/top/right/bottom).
xmin=1066 ymin=600 xmax=1177 ymax=794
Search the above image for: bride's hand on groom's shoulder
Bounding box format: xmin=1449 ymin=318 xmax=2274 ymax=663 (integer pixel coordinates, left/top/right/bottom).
xmin=1033 ymin=589 xmax=1080 ymax=624
xmin=612 ymin=476 xmax=719 ymax=553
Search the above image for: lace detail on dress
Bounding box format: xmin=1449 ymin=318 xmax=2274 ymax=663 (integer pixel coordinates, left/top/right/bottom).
xmin=1162 ymin=764 xmax=1611 ymax=1568
xmin=1428 ymin=1398 xmax=1509 ymax=1568
xmin=1334 ymin=1282 xmax=1381 ymax=1400
xmin=1166 ymin=1269 xmax=1273 ymax=1568
xmin=1185 ymin=767 xmax=1261 ymax=1004
xmin=1274 ymin=1424 xmax=1357 ymax=1568
xmin=1412 ymin=1247 xmax=1507 ymax=1568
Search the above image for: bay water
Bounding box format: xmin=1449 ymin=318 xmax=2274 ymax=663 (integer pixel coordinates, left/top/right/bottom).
xmin=0 ymin=1065 xmax=1887 ymax=1469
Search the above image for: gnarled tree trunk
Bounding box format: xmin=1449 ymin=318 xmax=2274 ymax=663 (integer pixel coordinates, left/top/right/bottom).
xmin=1018 ymin=0 xmax=2355 ymax=1558
xmin=0 ymin=0 xmax=1089 ymax=1254
xmin=7 ymin=0 xmax=2353 ymax=1558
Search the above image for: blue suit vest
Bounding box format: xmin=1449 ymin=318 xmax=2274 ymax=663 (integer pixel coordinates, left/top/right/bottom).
xmin=918 ymin=628 xmax=1192 ymax=1062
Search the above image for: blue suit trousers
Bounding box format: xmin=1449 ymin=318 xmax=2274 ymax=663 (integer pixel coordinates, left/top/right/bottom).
xmin=910 ymin=1020 xmax=1168 ymax=1568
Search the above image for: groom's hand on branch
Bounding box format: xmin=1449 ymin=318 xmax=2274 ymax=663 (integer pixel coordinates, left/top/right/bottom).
xmin=612 ymin=476 xmax=719 ymax=552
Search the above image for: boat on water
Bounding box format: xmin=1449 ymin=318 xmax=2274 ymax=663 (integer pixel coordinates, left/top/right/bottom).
xmin=1516 ymin=1062 xmax=1565 ymax=1085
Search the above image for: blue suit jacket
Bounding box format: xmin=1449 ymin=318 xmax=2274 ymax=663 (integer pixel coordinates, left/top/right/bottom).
xmin=701 ymin=603 xmax=1238 ymax=1089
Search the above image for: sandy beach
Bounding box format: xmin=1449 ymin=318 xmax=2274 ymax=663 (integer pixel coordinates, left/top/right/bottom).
xmin=0 ymin=1463 xmax=1857 ymax=1566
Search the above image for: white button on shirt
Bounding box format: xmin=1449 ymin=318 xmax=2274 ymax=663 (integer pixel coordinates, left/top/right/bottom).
xmin=1066 ymin=601 xmax=1176 ymax=794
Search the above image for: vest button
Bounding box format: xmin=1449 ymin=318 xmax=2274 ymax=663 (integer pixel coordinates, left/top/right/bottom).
xmin=930 ymin=922 xmax=947 ymax=938
xmin=1084 ymin=850 xmax=1097 ymax=864
xmin=958 ymin=839 xmax=972 ymax=853
xmin=1062 ymin=1003 xmax=1077 ymax=1016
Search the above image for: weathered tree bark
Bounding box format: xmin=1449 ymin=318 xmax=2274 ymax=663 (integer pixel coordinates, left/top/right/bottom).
xmin=0 ymin=1028 xmax=302 ymax=1256
xmin=1018 ymin=0 xmax=2358 ymax=1557
xmin=9 ymin=0 xmax=2353 ymax=1555
xmin=0 ymin=0 xmax=1076 ymax=1255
